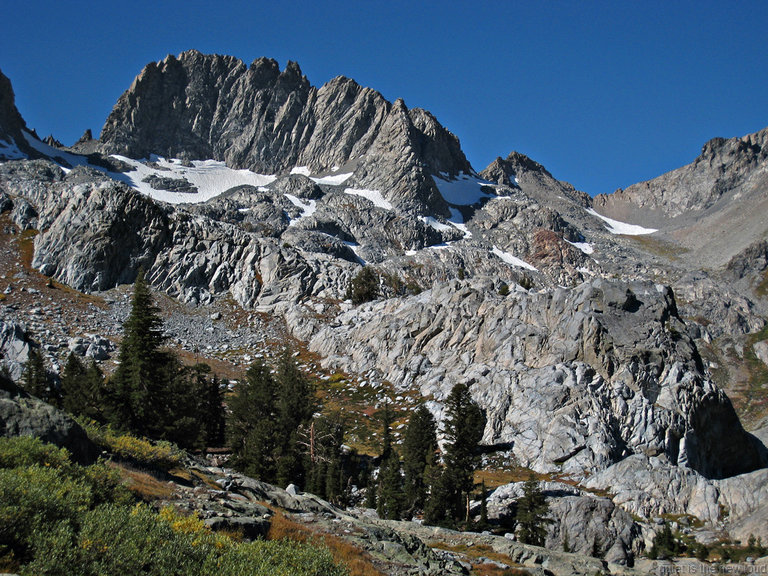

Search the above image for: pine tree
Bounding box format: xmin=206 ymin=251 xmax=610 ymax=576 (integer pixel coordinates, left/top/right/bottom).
xmin=402 ymin=404 xmax=437 ymax=514
xmin=275 ymin=349 xmax=315 ymax=487
xmin=516 ymin=474 xmax=550 ymax=546
xmin=61 ymin=353 xmax=105 ymax=420
xmin=346 ymin=267 xmax=379 ymax=305
xmin=227 ymin=360 xmax=279 ymax=482
xmin=23 ymin=347 xmax=56 ymax=404
xmin=377 ymin=449 xmax=404 ymax=520
xmin=441 ymin=382 xmax=486 ymax=523
xmin=423 ymin=467 xmax=453 ymax=527
xmin=202 ymin=373 xmax=226 ymax=447
xmin=108 ymin=269 xmax=172 ymax=436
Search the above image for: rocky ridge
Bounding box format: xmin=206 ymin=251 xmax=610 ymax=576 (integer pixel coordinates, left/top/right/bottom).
xmin=97 ymin=50 xmax=472 ymax=216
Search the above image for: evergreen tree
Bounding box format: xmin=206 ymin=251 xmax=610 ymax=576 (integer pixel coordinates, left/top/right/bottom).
xmin=516 ymin=474 xmax=550 ymax=546
xmin=441 ymin=382 xmax=486 ymax=523
xmin=275 ymin=349 xmax=315 ymax=487
xmin=423 ymin=467 xmax=454 ymax=527
xmin=23 ymin=347 xmax=56 ymax=405
xmin=108 ymin=269 xmax=172 ymax=436
xmin=227 ymin=360 xmax=279 ymax=482
xmin=202 ymin=373 xmax=226 ymax=447
xmin=346 ymin=267 xmax=379 ymax=305
xmin=402 ymin=404 xmax=437 ymax=514
xmin=60 ymin=353 xmax=105 ymax=420
xmin=377 ymin=449 xmax=405 ymax=519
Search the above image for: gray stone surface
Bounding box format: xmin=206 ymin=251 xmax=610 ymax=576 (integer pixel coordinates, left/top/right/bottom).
xmin=0 ymin=387 xmax=98 ymax=463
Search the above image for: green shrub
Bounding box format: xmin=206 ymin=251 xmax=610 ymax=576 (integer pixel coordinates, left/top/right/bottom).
xmin=346 ymin=267 xmax=379 ymax=305
xmin=0 ymin=436 xmax=72 ymax=471
xmin=76 ymin=419 xmax=182 ymax=469
xmin=0 ymin=436 xmax=346 ymax=575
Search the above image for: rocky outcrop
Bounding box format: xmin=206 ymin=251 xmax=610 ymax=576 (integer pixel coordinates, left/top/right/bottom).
xmin=594 ymin=128 xmax=768 ymax=221
xmin=0 ymin=319 xmax=32 ymax=381
xmin=296 ymin=277 xmax=764 ymax=479
xmin=488 ymin=481 xmax=643 ymax=565
xmin=0 ymin=385 xmax=98 ymax=464
xmin=98 ymin=50 xmax=471 ymax=215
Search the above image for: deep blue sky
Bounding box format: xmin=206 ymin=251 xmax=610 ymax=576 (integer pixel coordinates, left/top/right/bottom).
xmin=1 ymin=1 xmax=766 ymax=196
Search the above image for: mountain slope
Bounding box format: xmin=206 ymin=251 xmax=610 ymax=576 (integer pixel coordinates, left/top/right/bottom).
xmin=593 ymin=127 xmax=768 ymax=269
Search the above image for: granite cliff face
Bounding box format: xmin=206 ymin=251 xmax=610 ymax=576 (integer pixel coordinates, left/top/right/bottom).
xmin=2 ymin=54 xmax=768 ymax=560
xmin=98 ymin=50 xmax=471 ymax=215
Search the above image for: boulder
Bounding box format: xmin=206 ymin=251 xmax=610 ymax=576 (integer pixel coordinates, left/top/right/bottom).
xmin=0 ymin=386 xmax=98 ymax=464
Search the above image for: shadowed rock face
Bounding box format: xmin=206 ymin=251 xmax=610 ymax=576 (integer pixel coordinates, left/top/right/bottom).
xmin=0 ymin=68 xmax=33 ymax=158
xmin=98 ymin=50 xmax=472 ymax=216
xmin=0 ymin=382 xmax=98 ymax=464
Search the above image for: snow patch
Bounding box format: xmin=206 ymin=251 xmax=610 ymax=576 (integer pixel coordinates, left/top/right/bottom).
xmin=420 ymin=216 xmax=453 ymax=233
xmin=0 ymin=137 xmax=25 ymax=161
xmin=491 ymin=246 xmax=538 ymax=271
xmin=447 ymin=208 xmax=472 ymax=239
xmin=586 ymin=208 xmax=657 ymax=236
xmin=290 ymin=166 xmax=311 ymax=176
xmin=312 ymin=172 xmax=353 ymax=186
xmin=284 ymin=193 xmax=317 ymax=225
xmin=343 ymin=188 xmax=392 ymax=210
xmin=566 ymin=240 xmax=595 ymax=255
xmin=433 ymin=172 xmax=495 ymax=205
xmin=22 ymin=131 xmax=89 ymax=171
xmin=110 ymin=156 xmax=276 ymax=204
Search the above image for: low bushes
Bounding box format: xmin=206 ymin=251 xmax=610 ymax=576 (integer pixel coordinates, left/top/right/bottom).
xmin=0 ymin=436 xmax=347 ymax=576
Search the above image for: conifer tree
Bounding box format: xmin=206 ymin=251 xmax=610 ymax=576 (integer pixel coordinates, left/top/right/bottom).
xmin=516 ymin=474 xmax=550 ymax=546
xmin=23 ymin=347 xmax=56 ymax=405
xmin=227 ymin=360 xmax=279 ymax=482
xmin=441 ymin=382 xmax=486 ymax=522
xmin=202 ymin=373 xmax=226 ymax=447
xmin=377 ymin=449 xmax=405 ymax=519
xmin=61 ymin=352 xmax=105 ymax=420
xmin=108 ymin=269 xmax=172 ymax=436
xmin=275 ymin=349 xmax=315 ymax=487
xmin=402 ymin=404 xmax=437 ymax=514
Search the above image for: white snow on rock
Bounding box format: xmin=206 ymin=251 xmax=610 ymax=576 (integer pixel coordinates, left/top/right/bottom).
xmin=22 ymin=131 xmax=90 ymax=171
xmin=420 ymin=216 xmax=453 ymax=232
xmin=111 ymin=156 xmax=277 ymax=204
xmin=284 ymin=193 xmax=317 ymax=225
xmin=343 ymin=188 xmax=393 ymax=210
xmin=448 ymin=207 xmax=472 ymax=239
xmin=433 ymin=172 xmax=495 ymax=205
xmin=566 ymin=240 xmax=595 ymax=255
xmin=491 ymin=246 xmax=538 ymax=271
xmin=290 ymin=166 xmax=311 ymax=176
xmin=586 ymin=208 xmax=657 ymax=236
xmin=312 ymin=172 xmax=353 ymax=186
xmin=0 ymin=137 xmax=25 ymax=161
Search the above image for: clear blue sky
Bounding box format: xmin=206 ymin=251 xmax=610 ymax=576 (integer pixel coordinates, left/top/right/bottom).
xmin=1 ymin=1 xmax=766 ymax=196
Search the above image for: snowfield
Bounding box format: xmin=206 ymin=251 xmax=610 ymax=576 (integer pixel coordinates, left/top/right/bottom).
xmin=343 ymin=188 xmax=393 ymax=210
xmin=491 ymin=246 xmax=538 ymax=271
xmin=433 ymin=172 xmax=495 ymax=205
xmin=566 ymin=240 xmax=595 ymax=255
xmin=111 ymin=156 xmax=277 ymax=204
xmin=586 ymin=208 xmax=657 ymax=235
xmin=284 ymin=193 xmax=317 ymax=225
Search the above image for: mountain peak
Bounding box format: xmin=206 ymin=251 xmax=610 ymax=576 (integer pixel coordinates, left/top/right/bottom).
xmin=97 ymin=51 xmax=472 ymax=215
